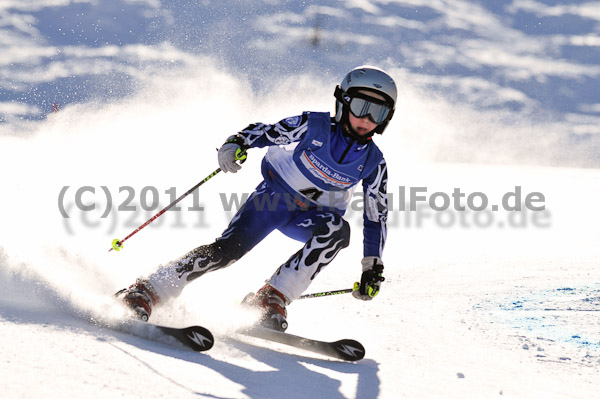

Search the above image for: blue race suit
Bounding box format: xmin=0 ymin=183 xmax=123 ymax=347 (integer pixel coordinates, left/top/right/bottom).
xmin=147 ymin=112 xmax=388 ymax=301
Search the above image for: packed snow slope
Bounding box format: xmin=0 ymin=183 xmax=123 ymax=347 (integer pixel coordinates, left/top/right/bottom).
xmin=1 ymin=1 xmax=599 ymax=399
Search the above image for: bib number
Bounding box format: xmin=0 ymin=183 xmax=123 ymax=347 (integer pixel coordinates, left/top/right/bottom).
xmin=299 ymin=187 xmax=324 ymax=202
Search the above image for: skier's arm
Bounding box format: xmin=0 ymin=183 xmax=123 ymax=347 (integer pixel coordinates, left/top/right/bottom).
xmin=362 ymin=158 xmax=388 ymax=258
xmin=353 ymin=158 xmax=388 ymax=300
xmin=234 ymin=114 xmax=309 ymax=148
xmin=217 ymin=114 xmax=308 ymax=172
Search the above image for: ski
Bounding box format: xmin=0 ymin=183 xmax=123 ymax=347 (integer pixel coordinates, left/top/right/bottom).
xmin=239 ymin=326 xmax=365 ymax=361
xmin=96 ymin=318 xmax=214 ymax=352
xmin=152 ymin=324 xmax=214 ymax=352
xmin=111 ymin=288 xmax=213 ymax=352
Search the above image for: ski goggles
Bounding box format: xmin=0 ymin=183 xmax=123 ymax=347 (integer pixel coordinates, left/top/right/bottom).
xmin=336 ymin=89 xmax=391 ymax=125
xmin=347 ymin=96 xmax=392 ymax=124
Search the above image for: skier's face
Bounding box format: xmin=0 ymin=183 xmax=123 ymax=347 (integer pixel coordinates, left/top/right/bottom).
xmin=347 ymin=90 xmax=387 ymax=136
xmin=348 ymin=112 xmax=378 ymax=136
xmin=348 ymin=113 xmax=377 ymax=136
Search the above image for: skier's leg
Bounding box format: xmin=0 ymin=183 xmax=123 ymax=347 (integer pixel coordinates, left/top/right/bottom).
xmin=242 ymin=210 xmax=350 ymax=330
xmin=146 ymin=182 xmax=287 ymax=300
xmin=268 ymin=210 xmax=351 ymax=302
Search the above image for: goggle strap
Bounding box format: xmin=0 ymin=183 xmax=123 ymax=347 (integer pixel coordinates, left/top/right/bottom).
xmin=334 ymin=85 xmax=345 ymax=102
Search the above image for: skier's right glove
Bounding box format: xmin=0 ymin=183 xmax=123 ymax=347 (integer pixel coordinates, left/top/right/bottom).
xmin=352 ymin=256 xmax=385 ymax=301
xmin=218 ymin=135 xmax=248 ymax=173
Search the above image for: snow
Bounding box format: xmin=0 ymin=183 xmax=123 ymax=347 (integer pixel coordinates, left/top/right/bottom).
xmin=1 ymin=1 xmax=599 ymax=398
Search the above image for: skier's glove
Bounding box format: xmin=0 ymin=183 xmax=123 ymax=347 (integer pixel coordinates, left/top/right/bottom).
xmin=218 ymin=135 xmax=248 ymax=173
xmin=352 ymin=256 xmax=385 ymax=301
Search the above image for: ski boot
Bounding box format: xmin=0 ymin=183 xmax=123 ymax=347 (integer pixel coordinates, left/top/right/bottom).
xmin=242 ymin=284 xmax=289 ymax=332
xmin=115 ymin=279 xmax=160 ymax=322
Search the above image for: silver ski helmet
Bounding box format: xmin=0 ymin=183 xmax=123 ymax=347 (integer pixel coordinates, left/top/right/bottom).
xmin=334 ymin=65 xmax=397 ymax=136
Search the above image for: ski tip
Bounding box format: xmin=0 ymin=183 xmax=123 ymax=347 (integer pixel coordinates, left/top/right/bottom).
xmin=182 ymin=326 xmax=215 ymax=352
xmin=334 ymin=339 xmax=366 ymax=361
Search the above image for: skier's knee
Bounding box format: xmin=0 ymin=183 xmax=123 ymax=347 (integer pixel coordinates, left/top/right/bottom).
xmin=337 ymin=219 xmax=351 ymax=248
xmin=212 ymin=238 xmax=246 ymax=262
xmin=314 ymin=216 xmax=350 ymax=248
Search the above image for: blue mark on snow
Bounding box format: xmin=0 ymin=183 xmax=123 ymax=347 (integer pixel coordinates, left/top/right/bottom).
xmin=479 ymin=284 xmax=600 ymax=350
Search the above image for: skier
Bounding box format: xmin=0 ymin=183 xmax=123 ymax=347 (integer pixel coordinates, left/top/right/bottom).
xmin=119 ymin=66 xmax=395 ymax=331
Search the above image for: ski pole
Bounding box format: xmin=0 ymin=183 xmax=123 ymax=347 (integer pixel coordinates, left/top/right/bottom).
xmin=297 ymin=288 xmax=353 ymax=300
xmin=108 ymin=168 xmax=221 ymax=252
xmin=108 ymin=148 xmax=247 ymax=252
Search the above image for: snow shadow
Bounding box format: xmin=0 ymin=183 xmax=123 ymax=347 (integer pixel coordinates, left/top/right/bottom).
xmin=104 ymin=332 xmax=381 ymax=399
xmin=207 ymin=338 xmax=380 ymax=399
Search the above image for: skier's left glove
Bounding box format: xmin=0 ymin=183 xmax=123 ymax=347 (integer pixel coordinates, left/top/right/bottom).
xmin=218 ymin=135 xmax=248 ymax=173
xmin=352 ymin=256 xmax=385 ymax=301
